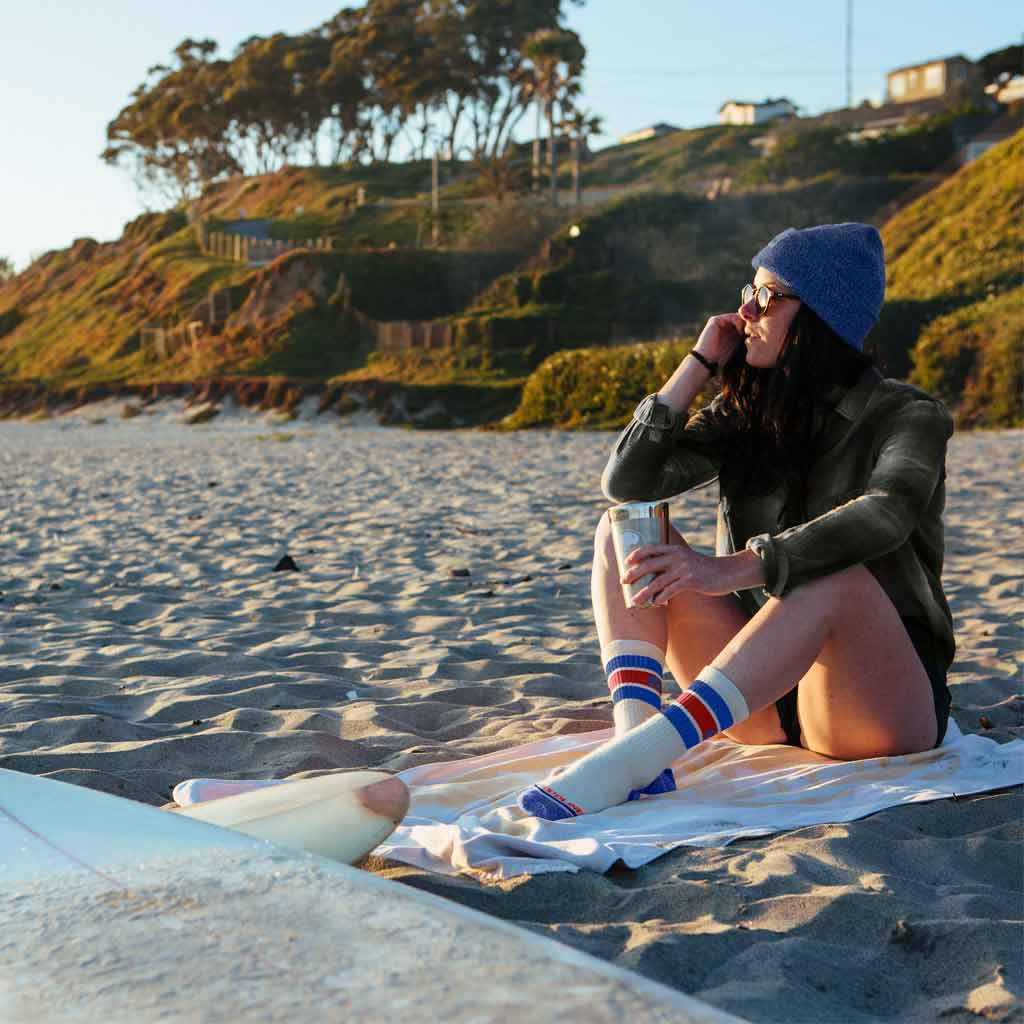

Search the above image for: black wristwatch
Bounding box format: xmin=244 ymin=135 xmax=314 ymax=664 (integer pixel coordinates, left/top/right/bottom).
xmin=633 ymin=394 xmax=684 ymax=443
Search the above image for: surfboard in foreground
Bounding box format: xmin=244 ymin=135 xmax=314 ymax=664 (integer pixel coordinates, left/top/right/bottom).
xmin=0 ymin=768 xmax=746 ymax=1023
xmin=171 ymin=770 xmax=409 ymax=865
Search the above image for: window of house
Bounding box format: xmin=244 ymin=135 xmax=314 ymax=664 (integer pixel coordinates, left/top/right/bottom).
xmin=925 ymin=65 xmax=942 ymax=90
xmin=890 ymin=75 xmax=906 ymax=97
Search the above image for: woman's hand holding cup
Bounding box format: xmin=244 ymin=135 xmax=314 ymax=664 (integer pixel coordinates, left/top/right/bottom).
xmin=621 ymin=535 xmax=722 ymax=605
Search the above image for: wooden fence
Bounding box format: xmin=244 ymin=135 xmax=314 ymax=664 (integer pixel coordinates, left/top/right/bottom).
xmin=140 ymin=290 xmax=235 ymax=361
xmin=199 ymin=227 xmax=333 ymax=265
xmin=370 ymin=318 xmax=455 ymax=355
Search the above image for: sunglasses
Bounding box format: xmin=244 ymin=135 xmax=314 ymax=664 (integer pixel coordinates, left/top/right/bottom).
xmin=741 ymin=283 xmax=799 ymax=316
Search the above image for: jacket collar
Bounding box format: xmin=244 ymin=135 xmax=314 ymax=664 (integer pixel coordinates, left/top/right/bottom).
xmin=834 ymin=366 xmax=883 ymax=421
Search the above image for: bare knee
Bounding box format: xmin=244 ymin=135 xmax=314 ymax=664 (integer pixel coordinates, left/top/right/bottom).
xmin=594 ymin=510 xmax=614 ymax=551
xmin=784 ymin=564 xmax=879 ymax=630
xmin=593 ymin=512 xmax=618 ymax=572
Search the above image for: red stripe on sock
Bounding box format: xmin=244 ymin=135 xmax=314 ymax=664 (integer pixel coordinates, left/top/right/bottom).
xmin=608 ymin=668 xmax=660 ymax=690
xmin=539 ymin=785 xmax=583 ymax=815
xmin=676 ymin=689 xmax=719 ymax=739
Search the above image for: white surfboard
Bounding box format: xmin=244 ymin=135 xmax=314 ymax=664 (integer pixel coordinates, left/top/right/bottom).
xmin=171 ymin=771 xmax=409 ymax=864
xmin=0 ymin=768 xmax=745 ymax=1023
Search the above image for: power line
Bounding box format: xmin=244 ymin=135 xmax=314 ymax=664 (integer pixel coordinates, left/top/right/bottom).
xmin=846 ymin=0 xmax=854 ymax=108
xmin=585 ymin=67 xmax=888 ymax=78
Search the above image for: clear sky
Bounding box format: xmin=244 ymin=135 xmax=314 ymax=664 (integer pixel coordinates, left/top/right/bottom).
xmin=1 ymin=2 xmax=1018 ymax=270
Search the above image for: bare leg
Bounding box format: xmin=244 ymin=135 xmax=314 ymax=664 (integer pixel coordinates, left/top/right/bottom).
xmin=711 ymin=564 xmax=938 ymax=758
xmin=522 ymin=521 xmax=939 ymax=819
xmin=591 ymin=511 xmax=668 ymax=652
xmin=593 ymin=515 xmax=786 ymax=744
xmin=594 ymin=514 xmax=936 ymax=755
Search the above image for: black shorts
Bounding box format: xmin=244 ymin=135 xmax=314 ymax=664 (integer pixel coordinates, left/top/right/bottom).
xmin=774 ymin=616 xmax=952 ymax=749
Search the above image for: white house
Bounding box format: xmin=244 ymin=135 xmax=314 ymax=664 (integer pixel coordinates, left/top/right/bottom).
xmin=718 ymin=98 xmax=797 ymax=126
xmin=617 ymin=122 xmax=681 ymax=146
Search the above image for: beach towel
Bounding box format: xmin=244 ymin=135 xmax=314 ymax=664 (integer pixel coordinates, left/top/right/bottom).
xmin=174 ymin=720 xmax=1023 ymax=881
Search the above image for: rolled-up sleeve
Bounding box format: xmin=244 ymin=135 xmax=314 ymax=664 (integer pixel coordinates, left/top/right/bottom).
xmin=745 ymin=398 xmax=953 ymax=596
xmin=601 ymin=396 xmax=734 ymax=502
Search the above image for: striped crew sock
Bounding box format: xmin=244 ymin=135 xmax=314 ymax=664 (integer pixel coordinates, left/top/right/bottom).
xmin=518 ymin=665 xmax=749 ymax=820
xmin=602 ymin=639 xmax=677 ymax=800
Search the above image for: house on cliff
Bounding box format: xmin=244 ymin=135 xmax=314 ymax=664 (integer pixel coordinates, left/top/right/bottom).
xmin=718 ymin=98 xmax=797 ymax=126
xmin=886 ymin=55 xmax=979 ymax=104
xmin=616 ymin=123 xmax=681 ymax=146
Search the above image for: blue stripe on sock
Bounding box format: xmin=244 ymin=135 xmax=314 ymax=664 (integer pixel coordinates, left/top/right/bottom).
xmin=604 ymin=654 xmax=663 ymax=676
xmin=690 ymin=679 xmax=734 ymax=731
xmin=611 ymin=684 xmax=662 ymax=709
xmin=517 ymin=785 xmax=579 ymax=820
xmin=663 ymin=703 xmax=701 ymax=748
xmin=627 ymin=767 xmax=678 ymax=801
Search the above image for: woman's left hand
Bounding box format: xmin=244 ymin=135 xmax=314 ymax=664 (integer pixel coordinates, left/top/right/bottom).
xmin=622 ymin=537 xmax=728 ymax=604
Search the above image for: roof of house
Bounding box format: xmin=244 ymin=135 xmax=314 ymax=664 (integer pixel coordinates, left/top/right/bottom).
xmin=617 ymin=123 xmax=681 ymax=139
xmin=811 ymin=95 xmax=951 ymax=128
xmin=887 ymin=54 xmax=972 ymax=76
xmin=718 ymin=97 xmax=795 ymax=111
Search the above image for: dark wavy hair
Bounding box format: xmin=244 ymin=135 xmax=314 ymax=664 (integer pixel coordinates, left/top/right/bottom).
xmin=717 ymin=304 xmax=876 ymax=493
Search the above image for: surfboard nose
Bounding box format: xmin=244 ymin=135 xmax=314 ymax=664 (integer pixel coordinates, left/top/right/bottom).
xmin=356 ymin=776 xmax=409 ymax=823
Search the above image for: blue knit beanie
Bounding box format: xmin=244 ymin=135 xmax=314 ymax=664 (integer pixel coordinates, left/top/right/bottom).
xmin=751 ymin=223 xmax=886 ymax=351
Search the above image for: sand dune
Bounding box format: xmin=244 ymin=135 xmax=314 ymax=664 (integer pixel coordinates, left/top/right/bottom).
xmin=1 ymin=402 xmax=1020 ymax=1022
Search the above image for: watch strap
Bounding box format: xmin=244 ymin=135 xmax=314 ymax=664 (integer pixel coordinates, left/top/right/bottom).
xmin=687 ymin=349 xmax=718 ymax=376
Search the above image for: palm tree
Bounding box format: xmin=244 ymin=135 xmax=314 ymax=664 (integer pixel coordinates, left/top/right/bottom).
xmin=522 ymin=28 xmax=585 ymax=206
xmin=563 ymin=107 xmax=602 ymax=206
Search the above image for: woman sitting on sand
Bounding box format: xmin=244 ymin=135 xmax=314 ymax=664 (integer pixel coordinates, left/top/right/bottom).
xmin=519 ymin=223 xmax=955 ymax=821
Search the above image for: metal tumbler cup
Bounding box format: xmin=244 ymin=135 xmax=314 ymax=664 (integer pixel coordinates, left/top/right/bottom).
xmin=608 ymin=501 xmax=670 ymax=608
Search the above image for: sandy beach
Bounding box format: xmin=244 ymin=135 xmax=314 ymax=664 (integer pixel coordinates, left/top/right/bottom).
xmin=1 ymin=400 xmax=1020 ymax=1023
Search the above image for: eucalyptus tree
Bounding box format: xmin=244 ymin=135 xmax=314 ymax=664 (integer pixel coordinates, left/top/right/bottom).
xmin=319 ymin=7 xmax=372 ymax=164
xmin=282 ymin=32 xmax=335 ymax=165
xmin=459 ymin=0 xmax=577 ymax=161
xmin=103 ymin=38 xmax=239 ymax=205
xmin=223 ymin=34 xmax=312 ymax=172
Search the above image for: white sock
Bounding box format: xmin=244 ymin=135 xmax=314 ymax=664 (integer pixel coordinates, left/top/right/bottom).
xmin=519 ymin=665 xmax=750 ymax=819
xmin=602 ymin=639 xmax=666 ymax=736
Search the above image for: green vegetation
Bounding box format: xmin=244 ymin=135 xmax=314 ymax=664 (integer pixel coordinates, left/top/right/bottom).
xmin=460 ymin=172 xmax=912 ymax=365
xmin=103 ymin=2 xmax=587 ymax=205
xmin=580 ymin=124 xmax=762 ymax=189
xmin=2 ymin=113 xmax=1018 ymax=429
xmin=909 ymin=286 xmax=1023 ymax=428
xmin=503 ymin=339 xmax=710 ymax=429
xmin=743 ymin=109 xmax=966 ymax=185
xmin=504 ymin=129 xmax=1023 ymax=430
xmin=880 ymin=129 xmax=1023 ymax=425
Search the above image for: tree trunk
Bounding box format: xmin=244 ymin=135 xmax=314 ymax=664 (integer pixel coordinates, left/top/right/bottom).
xmin=547 ymin=98 xmax=557 ymax=206
xmin=532 ymin=97 xmax=541 ymax=192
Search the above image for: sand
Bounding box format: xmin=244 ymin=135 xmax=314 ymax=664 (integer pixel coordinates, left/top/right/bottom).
xmin=1 ymin=400 xmax=1020 ymax=1023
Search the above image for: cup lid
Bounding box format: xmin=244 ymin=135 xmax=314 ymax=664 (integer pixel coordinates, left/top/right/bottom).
xmin=609 ymin=501 xmax=667 ymax=521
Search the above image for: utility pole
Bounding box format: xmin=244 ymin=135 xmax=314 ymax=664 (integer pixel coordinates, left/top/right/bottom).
xmin=845 ymin=0 xmax=853 ymax=109
xmin=431 ymin=150 xmax=439 ymax=247
xmin=549 ymin=105 xmax=558 ymax=207
xmin=572 ymin=130 xmax=581 ymax=206
xmin=532 ymin=100 xmax=542 ymax=193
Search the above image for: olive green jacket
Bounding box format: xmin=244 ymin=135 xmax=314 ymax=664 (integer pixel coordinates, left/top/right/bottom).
xmin=602 ymin=367 xmax=956 ymax=668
